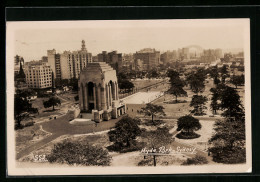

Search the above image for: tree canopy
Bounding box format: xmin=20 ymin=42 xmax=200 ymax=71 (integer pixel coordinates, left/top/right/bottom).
xmin=220 ymin=65 xmax=230 ymax=83
xmin=14 ymin=94 xmax=31 ymax=128
xmin=167 ymin=70 xmax=187 ymax=103
xmin=108 ymin=116 xmax=142 ymax=150
xmin=47 ymin=140 xmax=111 ymax=166
xmin=190 ymin=95 xmax=208 ymax=116
xmin=219 ymin=85 xmax=244 ymax=121
xmin=208 ymin=119 xmax=245 ymax=163
xmin=118 ymin=79 xmax=134 ymax=92
xmin=186 ymin=68 xmax=206 ymax=94
xmin=177 ymin=115 xmax=201 ymax=135
xmin=14 ymin=90 xmax=37 ymax=128
xmin=147 ymin=68 xmax=160 ymax=79
xmin=43 ymin=96 xmax=61 ymax=111
xmin=209 ymin=84 xmax=244 ymax=121
xmin=230 ymin=74 xmax=245 ymax=88
xmin=140 ymin=103 xmax=166 ymax=125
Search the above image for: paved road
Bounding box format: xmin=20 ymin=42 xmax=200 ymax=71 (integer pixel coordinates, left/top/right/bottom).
xmin=16 ymin=114 xmax=124 ymax=160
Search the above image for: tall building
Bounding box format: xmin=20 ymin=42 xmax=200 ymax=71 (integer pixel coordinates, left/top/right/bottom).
xmin=134 ymin=59 xmax=144 ymax=71
xmin=42 ymin=56 xmax=48 ymax=62
xmin=200 ymin=49 xmax=217 ymax=63
xmin=24 ymin=62 xmax=52 ymax=89
xmin=97 ymin=51 xmax=122 ymax=72
xmin=160 ymin=50 xmax=177 ymax=64
xmin=122 ymin=53 xmax=134 ymax=72
xmin=214 ymin=49 xmax=223 ymax=59
xmin=47 ymin=40 xmax=92 ymax=81
xmin=133 ymin=48 xmax=160 ymax=70
xmin=177 ymin=48 xmax=190 ymax=60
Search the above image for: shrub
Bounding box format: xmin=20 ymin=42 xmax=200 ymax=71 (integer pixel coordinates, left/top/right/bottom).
xmin=182 ymin=155 xmax=208 ymax=165
xmin=46 ymin=140 xmax=111 ymax=166
xmin=176 ymin=131 xmax=200 ymax=139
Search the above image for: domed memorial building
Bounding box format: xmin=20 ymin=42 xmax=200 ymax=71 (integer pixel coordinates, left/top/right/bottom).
xmin=78 ymin=62 xmax=126 ymax=122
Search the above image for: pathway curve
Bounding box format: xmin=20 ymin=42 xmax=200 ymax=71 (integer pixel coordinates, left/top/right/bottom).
xmin=16 ymin=114 xmax=124 ymax=160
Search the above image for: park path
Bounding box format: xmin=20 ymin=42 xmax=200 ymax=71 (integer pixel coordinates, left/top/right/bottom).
xmin=17 ymin=114 xmax=218 ymax=160
xmin=16 ymin=114 xmax=123 ymax=160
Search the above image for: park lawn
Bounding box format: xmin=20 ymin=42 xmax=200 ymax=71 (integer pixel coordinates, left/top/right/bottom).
xmin=16 ymin=124 xmax=51 ymax=154
xmin=20 ymin=133 xmax=111 ymax=162
xmin=152 ymin=93 xmax=192 ymax=117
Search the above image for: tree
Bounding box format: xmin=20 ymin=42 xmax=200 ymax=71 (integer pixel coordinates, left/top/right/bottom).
xmin=43 ymin=96 xmax=61 ymax=111
xmin=190 ymin=95 xmax=207 ymax=116
xmin=14 ymin=94 xmax=31 ymax=128
xmin=167 ymin=69 xmax=180 ymax=83
xmin=118 ymin=79 xmax=134 ymax=93
xmin=207 ymin=66 xmax=218 ymax=79
xmin=108 ymin=116 xmax=142 ymax=150
xmin=230 ymin=74 xmax=245 ymax=88
xmin=118 ymin=72 xmax=128 ymax=80
xmin=176 ymin=115 xmax=201 ymax=138
xmin=220 ymin=65 xmax=230 ymax=83
xmin=142 ymin=127 xmax=174 ymax=166
xmin=14 ymin=90 xmax=37 ymax=128
xmin=140 ymin=103 xmax=166 ymax=125
xmin=208 ymin=119 xmax=246 ymax=163
xmin=210 ymin=88 xmax=219 ymax=115
xmin=186 ymin=69 xmax=206 ymax=94
xmin=47 ymin=140 xmax=111 ymax=166
xmin=168 ymin=78 xmax=187 ymax=103
xmin=147 ymin=68 xmax=160 ymax=79
xmin=219 ymin=85 xmax=244 ymax=121
xmin=69 ymin=78 xmax=79 ymax=92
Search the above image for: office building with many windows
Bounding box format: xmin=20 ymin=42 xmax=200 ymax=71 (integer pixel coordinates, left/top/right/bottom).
xmin=47 ymin=40 xmax=92 ymax=81
xmin=24 ymin=62 xmax=52 ymax=89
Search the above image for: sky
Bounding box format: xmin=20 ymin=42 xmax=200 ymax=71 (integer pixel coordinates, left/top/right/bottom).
xmin=8 ymin=19 xmax=249 ymax=62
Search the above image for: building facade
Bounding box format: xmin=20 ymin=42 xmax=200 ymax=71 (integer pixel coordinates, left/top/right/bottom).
xmin=24 ymin=62 xmax=52 ymax=89
xmin=78 ymin=62 xmax=126 ymax=122
xmin=47 ymin=40 xmax=92 ymax=81
xmin=160 ymin=50 xmax=177 ymax=64
xmin=133 ymin=48 xmax=160 ymax=70
xmin=97 ymin=51 xmax=123 ymax=72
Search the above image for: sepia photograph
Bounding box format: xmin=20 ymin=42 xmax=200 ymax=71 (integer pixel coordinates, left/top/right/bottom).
xmin=6 ymin=19 xmax=251 ymax=175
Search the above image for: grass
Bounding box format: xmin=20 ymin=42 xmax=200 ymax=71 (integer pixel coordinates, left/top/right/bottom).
xmin=20 ymin=133 xmax=111 ymax=162
xmin=16 ymin=124 xmax=51 ymax=154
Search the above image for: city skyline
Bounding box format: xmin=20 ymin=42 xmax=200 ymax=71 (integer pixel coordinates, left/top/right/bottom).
xmin=10 ymin=19 xmax=247 ymax=62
